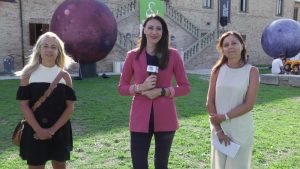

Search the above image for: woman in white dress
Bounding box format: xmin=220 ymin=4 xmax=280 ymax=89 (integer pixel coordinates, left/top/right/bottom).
xmin=206 ymin=31 xmax=260 ymax=169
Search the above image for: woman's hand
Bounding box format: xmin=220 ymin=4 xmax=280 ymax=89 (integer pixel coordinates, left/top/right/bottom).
xmin=210 ymin=114 xmax=225 ymax=125
xmin=141 ymin=75 xmax=157 ymax=91
xmin=216 ymin=130 xmax=231 ymax=146
xmin=141 ymin=88 xmax=161 ymax=100
xmin=47 ymin=128 xmax=56 ymax=136
xmin=33 ymin=128 xmax=52 ymax=140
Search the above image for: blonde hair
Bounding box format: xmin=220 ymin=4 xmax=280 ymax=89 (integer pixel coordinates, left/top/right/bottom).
xmin=212 ymin=31 xmax=248 ymax=73
xmin=17 ymin=32 xmax=74 ymax=78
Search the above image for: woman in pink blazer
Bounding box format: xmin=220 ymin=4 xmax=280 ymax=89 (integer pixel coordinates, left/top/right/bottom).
xmin=118 ymin=15 xmax=190 ymax=169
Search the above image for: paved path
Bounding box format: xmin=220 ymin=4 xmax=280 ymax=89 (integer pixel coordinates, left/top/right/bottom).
xmin=186 ymin=69 xmax=211 ymax=75
xmin=0 ymin=74 xmax=18 ymax=80
xmin=0 ymin=69 xmax=211 ymax=80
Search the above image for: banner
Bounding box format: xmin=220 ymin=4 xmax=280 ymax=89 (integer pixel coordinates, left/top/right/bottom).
xmin=220 ymin=0 xmax=231 ymax=22
xmin=139 ymin=0 xmax=165 ymax=23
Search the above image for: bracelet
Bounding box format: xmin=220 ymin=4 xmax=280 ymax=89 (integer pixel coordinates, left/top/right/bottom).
xmin=134 ymin=84 xmax=140 ymax=93
xmin=216 ymin=130 xmax=223 ymax=134
xmin=225 ymin=113 xmax=230 ymax=120
xmin=136 ymin=84 xmax=140 ymax=93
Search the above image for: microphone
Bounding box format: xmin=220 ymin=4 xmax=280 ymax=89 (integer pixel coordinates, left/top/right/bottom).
xmin=147 ymin=65 xmax=159 ymax=75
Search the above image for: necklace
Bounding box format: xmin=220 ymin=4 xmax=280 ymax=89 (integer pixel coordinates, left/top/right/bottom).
xmin=227 ymin=60 xmax=244 ymax=68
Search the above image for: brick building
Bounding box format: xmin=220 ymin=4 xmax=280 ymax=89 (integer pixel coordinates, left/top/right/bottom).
xmin=0 ymin=0 xmax=298 ymax=73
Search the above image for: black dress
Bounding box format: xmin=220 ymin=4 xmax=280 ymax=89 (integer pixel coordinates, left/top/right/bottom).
xmin=16 ymin=68 xmax=76 ymax=165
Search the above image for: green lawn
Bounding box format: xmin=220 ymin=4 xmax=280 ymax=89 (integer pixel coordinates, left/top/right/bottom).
xmin=256 ymin=65 xmax=271 ymax=74
xmin=0 ymin=74 xmax=299 ymax=169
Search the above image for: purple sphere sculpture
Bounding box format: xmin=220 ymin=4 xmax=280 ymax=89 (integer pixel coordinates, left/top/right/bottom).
xmin=50 ymin=0 xmax=117 ymax=63
xmin=261 ymin=19 xmax=300 ymax=58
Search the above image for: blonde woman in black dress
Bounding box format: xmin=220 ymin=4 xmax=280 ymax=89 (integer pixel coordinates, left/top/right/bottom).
xmin=16 ymin=32 xmax=76 ymax=169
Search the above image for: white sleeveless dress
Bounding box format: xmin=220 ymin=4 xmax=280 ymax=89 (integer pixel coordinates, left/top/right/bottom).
xmin=211 ymin=64 xmax=253 ymax=169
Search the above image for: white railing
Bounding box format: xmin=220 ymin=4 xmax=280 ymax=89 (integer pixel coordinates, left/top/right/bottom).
xmin=112 ymin=0 xmax=137 ymax=50
xmin=113 ymin=0 xmax=137 ymax=22
xmin=165 ymin=3 xmax=200 ymax=39
xmin=117 ymin=31 xmax=136 ymax=51
xmin=184 ymin=29 xmax=226 ymax=63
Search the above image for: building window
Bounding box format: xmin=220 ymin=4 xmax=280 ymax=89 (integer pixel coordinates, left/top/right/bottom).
xmin=29 ymin=23 xmax=49 ymax=46
xmin=294 ymin=8 xmax=298 ymax=21
xmin=276 ymin=0 xmax=283 ymax=16
xmin=203 ymin=0 xmax=212 ymax=8
xmin=240 ymin=0 xmax=248 ymax=12
xmin=0 ymin=0 xmax=17 ymax=2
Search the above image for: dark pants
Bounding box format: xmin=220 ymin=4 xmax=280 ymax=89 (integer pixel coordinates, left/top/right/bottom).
xmin=130 ymin=111 xmax=175 ymax=169
xmin=130 ymin=131 xmax=175 ymax=169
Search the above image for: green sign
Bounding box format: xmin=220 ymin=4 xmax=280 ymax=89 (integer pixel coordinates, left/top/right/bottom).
xmin=139 ymin=0 xmax=165 ymax=23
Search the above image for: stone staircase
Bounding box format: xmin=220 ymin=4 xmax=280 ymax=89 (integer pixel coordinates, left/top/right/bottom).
xmin=113 ymin=0 xmax=137 ymax=22
xmin=183 ymin=29 xmax=224 ymax=64
xmin=184 ymin=28 xmax=228 ymax=69
xmin=116 ymin=30 xmax=136 ymax=51
xmin=112 ymin=1 xmax=222 ymax=69
xmin=164 ymin=2 xmax=221 ymax=67
xmin=185 ymin=39 xmax=219 ymax=70
xmin=113 ymin=0 xmax=137 ymax=51
xmin=165 ymin=3 xmax=201 ymax=39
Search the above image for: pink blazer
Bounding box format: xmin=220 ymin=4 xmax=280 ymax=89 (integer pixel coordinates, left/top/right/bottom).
xmin=118 ymin=48 xmax=190 ymax=133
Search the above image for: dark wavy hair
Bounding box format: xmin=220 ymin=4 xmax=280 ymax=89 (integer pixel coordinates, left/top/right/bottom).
xmin=212 ymin=31 xmax=248 ymax=73
xmin=136 ymin=14 xmax=169 ymax=69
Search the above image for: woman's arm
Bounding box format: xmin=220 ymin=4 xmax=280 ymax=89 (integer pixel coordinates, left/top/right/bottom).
xmin=170 ymin=51 xmax=190 ymax=97
xmin=206 ymin=69 xmax=222 ymax=131
xmin=141 ymin=50 xmax=190 ymax=99
xmin=19 ymin=76 xmax=52 ymax=140
xmin=48 ymin=72 xmax=75 ymax=135
xmin=48 ymin=100 xmax=74 ymax=135
xmin=206 ymin=69 xmax=217 ymax=116
xmin=225 ymin=67 xmax=260 ymax=118
xmin=207 ymin=69 xmax=231 ymax=145
xmin=210 ymin=67 xmax=260 ymax=124
xmin=118 ymin=51 xmax=157 ymax=96
xmin=118 ymin=52 xmax=135 ymax=96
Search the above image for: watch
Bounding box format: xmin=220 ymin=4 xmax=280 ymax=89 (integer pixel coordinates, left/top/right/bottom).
xmin=161 ymin=88 xmax=166 ymax=96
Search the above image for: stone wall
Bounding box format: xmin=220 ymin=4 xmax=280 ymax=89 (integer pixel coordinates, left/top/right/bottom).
xmin=169 ymin=0 xmax=294 ymax=67
xmin=0 ymin=1 xmax=22 ymax=72
xmin=0 ymin=0 xmax=296 ymax=73
xmin=260 ymin=74 xmax=300 ymax=87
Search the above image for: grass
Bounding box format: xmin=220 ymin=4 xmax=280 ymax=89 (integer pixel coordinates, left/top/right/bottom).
xmin=255 ymin=64 xmax=271 ymax=74
xmin=0 ymin=74 xmax=299 ymax=168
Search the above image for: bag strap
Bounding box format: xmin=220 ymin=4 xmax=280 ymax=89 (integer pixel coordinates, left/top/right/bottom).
xmin=32 ymin=70 xmax=65 ymax=111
